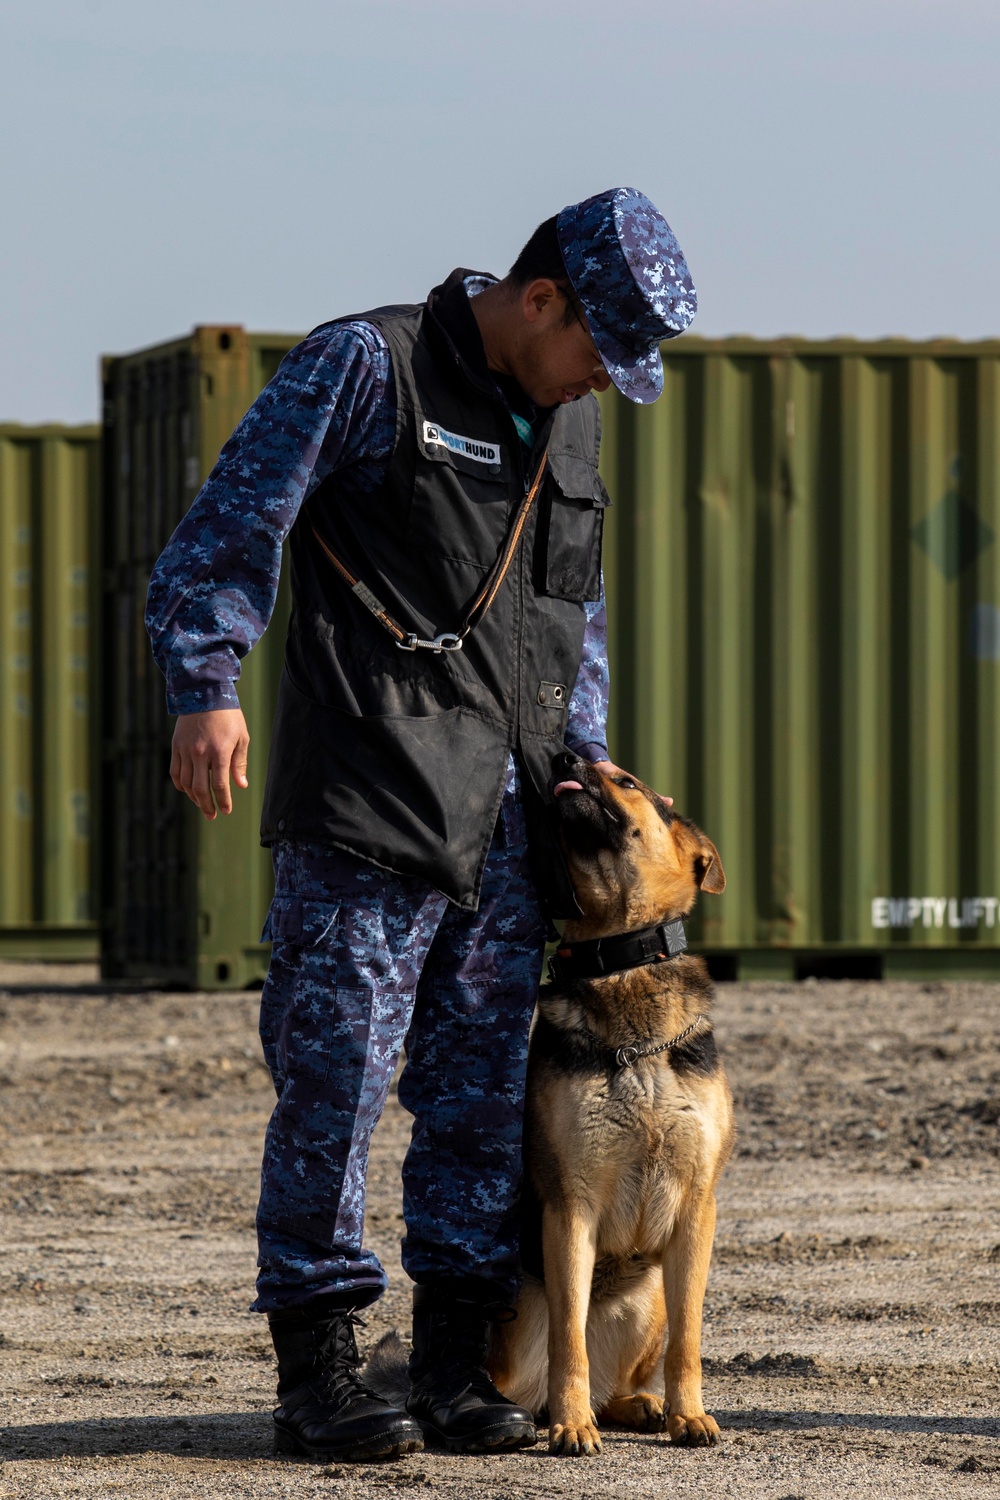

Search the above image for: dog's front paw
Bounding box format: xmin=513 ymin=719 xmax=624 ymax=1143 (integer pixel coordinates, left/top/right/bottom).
xmin=667 ymin=1409 xmax=720 ymax=1446
xmin=549 ymin=1418 xmax=602 ymax=1456
xmin=601 ymin=1392 xmax=666 ymax=1431
xmin=631 ymin=1394 xmax=667 ymax=1432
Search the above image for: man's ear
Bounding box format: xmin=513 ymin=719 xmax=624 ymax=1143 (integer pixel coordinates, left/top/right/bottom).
xmin=521 ymin=278 xmax=560 ymax=324
xmin=695 ymin=840 xmax=726 ymax=894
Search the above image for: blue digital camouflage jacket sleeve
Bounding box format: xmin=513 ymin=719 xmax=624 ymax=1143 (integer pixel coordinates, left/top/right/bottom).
xmin=145 ymin=322 xmax=610 ymax=760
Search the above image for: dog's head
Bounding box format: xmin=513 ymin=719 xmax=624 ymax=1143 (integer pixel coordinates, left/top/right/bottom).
xmin=551 ymin=753 xmax=725 ymax=936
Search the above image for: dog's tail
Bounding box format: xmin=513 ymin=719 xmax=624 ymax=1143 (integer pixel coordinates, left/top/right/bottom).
xmin=362 ymin=1329 xmax=411 ymax=1407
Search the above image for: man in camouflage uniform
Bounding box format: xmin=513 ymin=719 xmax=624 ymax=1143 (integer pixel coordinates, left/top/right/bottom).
xmin=146 ymin=187 xmax=695 ymax=1462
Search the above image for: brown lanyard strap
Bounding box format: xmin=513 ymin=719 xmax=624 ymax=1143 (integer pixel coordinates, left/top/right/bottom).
xmin=308 ymin=448 xmax=549 ymax=653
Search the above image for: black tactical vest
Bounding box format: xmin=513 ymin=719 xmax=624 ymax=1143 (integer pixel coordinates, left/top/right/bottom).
xmin=260 ymin=270 xmax=608 ymax=910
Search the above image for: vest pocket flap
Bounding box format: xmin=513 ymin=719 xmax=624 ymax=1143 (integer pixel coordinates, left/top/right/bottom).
xmin=261 ymin=897 xmax=338 ymax=948
xmin=543 ymin=452 xmax=605 ymax=603
xmin=547 ymin=449 xmax=610 ymax=507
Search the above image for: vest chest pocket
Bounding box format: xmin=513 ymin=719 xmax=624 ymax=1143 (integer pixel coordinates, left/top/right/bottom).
xmin=409 ymin=414 xmax=512 ymax=567
xmin=542 ymin=449 xmax=609 ymax=603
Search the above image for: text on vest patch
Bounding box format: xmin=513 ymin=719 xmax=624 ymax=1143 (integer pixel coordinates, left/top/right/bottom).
xmin=422 ymin=421 xmax=502 ymax=466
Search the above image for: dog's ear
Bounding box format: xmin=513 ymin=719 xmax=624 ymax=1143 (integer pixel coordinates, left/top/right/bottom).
xmin=694 ymin=840 xmax=726 ymax=894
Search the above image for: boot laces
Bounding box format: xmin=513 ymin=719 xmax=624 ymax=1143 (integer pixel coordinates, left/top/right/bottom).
xmin=316 ymin=1312 xmax=386 ymax=1409
xmin=430 ymin=1300 xmax=512 ymax=1400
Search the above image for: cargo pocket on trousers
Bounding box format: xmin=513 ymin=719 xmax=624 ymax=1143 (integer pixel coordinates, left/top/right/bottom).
xmin=259 ymin=897 xmax=342 ymax=1085
xmin=260 ymin=896 xmax=339 ymax=948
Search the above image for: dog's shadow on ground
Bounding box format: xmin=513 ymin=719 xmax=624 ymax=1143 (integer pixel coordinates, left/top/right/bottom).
xmin=715 ymin=1407 xmax=1000 ymax=1440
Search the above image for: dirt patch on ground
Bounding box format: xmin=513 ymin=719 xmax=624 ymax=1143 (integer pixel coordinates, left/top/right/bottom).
xmin=1 ymin=963 xmax=998 ymax=1498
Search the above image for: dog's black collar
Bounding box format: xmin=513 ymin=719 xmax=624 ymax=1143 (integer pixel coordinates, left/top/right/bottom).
xmin=547 ymin=918 xmax=688 ymax=987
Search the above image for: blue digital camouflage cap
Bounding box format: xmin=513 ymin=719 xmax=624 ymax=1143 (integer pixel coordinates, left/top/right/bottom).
xmin=556 ymin=187 xmax=696 ymax=404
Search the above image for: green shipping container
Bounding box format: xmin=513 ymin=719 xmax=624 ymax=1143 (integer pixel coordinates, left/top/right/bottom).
xmin=0 ymin=423 xmax=100 ymax=959
xmin=100 ymin=326 xmax=1000 ymax=986
xmin=600 ymin=336 xmax=1000 ymax=978
xmin=99 ymin=328 xmax=299 ymax=988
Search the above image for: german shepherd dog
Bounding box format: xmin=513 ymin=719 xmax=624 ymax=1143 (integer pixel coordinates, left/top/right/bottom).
xmin=489 ymin=754 xmax=734 ymax=1456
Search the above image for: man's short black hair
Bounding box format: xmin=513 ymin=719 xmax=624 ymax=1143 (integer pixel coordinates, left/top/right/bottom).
xmin=508 ymin=216 xmax=576 ymax=325
xmin=509 ymin=216 xmax=566 ymax=285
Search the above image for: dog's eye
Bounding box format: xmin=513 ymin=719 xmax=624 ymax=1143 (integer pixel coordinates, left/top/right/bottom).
xmin=615 ymin=777 xmax=637 ymax=790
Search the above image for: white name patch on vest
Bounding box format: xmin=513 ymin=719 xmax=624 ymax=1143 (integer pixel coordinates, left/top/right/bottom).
xmin=422 ymin=421 xmax=501 ymax=466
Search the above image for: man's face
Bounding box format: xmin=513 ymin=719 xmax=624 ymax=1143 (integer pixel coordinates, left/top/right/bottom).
xmin=511 ymin=281 xmax=612 ymax=408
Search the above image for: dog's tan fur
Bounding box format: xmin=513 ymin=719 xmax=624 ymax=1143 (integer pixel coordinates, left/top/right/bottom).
xmin=490 ymin=764 xmax=734 ymax=1456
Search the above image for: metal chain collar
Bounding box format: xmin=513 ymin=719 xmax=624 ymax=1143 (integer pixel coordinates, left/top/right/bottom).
xmin=613 ymin=1013 xmax=709 ymax=1070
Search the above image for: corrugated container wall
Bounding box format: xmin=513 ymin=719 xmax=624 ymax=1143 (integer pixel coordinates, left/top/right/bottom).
xmin=599 ymin=337 xmax=1000 ymax=977
xmin=0 ymin=424 xmax=100 ymax=958
xmin=99 ymin=328 xmax=1000 ymax=987
xmin=99 ymin=328 xmax=298 ymax=988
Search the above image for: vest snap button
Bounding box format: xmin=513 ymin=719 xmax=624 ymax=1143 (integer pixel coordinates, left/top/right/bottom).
xmin=277 ymin=819 xmax=286 ymax=831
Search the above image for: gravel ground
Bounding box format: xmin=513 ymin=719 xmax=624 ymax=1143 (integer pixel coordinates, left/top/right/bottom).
xmin=0 ymin=961 xmax=998 ymax=1499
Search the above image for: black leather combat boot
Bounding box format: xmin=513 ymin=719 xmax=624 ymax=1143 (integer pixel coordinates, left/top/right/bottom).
xmin=406 ymin=1280 xmax=537 ymax=1453
xmin=268 ymin=1297 xmax=424 ymax=1462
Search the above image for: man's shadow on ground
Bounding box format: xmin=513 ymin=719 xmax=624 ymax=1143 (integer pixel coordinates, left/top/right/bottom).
xmin=0 ymin=1412 xmax=270 ymax=1461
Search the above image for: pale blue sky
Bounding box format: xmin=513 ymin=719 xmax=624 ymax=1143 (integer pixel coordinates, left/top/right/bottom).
xmin=2 ymin=0 xmax=998 ymax=421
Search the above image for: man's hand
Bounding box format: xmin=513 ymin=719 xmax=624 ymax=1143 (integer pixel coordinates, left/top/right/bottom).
xmin=170 ymin=709 xmax=250 ymax=820
xmin=591 ymin=759 xmax=673 ymax=809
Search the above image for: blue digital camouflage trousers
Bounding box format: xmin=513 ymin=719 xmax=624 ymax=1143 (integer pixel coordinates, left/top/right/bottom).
xmin=252 ymin=787 xmax=548 ymax=1312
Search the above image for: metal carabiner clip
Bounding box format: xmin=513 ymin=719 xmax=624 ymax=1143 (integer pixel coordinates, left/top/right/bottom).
xmin=396 ymin=632 xmax=464 ymax=653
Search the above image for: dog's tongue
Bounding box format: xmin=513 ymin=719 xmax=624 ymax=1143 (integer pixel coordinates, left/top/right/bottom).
xmin=553 ymin=780 xmax=584 ymax=797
